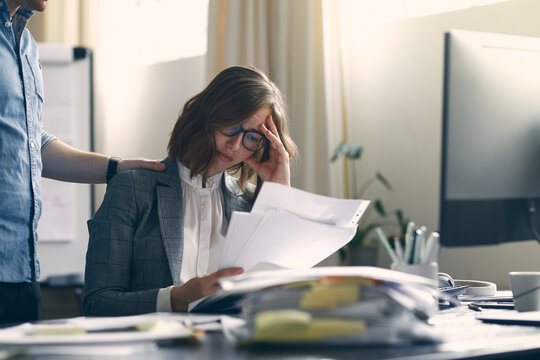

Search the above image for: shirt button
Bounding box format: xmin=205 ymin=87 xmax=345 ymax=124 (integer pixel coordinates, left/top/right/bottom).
xmin=30 ymin=141 xmax=35 ymax=149
xmin=4 ymin=21 xmax=11 ymax=28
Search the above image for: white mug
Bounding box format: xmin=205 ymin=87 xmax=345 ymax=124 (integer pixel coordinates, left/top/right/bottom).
xmin=509 ymin=271 xmax=540 ymax=312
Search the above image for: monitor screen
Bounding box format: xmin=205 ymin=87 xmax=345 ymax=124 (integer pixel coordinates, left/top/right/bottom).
xmin=440 ymin=30 xmax=540 ymax=247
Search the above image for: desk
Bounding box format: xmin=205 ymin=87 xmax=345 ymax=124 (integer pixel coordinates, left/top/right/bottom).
xmin=5 ymin=306 xmax=540 ymax=360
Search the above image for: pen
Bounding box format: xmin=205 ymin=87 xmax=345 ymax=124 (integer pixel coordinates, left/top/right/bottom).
xmin=423 ymin=232 xmax=439 ymax=263
xmin=393 ymin=236 xmax=404 ymax=263
xmin=419 ymin=226 xmax=427 ymax=261
xmin=375 ymin=227 xmax=399 ymax=263
xmin=403 ymin=222 xmax=415 ymax=264
xmin=468 ymin=303 xmax=482 ymax=312
xmin=408 ymin=230 xmax=417 ymax=264
xmin=413 ymin=228 xmax=425 ymax=264
xmin=425 ymin=232 xmax=440 ymax=263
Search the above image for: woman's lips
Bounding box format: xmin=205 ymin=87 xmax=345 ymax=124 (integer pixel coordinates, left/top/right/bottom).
xmin=218 ymin=151 xmax=233 ymax=162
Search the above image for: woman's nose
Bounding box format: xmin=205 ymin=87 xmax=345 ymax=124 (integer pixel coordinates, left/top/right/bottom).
xmin=227 ymin=133 xmax=243 ymax=151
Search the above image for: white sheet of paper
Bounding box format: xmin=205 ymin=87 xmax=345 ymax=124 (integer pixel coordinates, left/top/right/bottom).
xmin=218 ymin=182 xmax=369 ymax=272
xmin=219 ymin=212 xmax=262 ymax=268
xmin=0 ymin=314 xmax=194 ymax=345
xmin=219 ymin=266 xmax=437 ymax=293
xmin=252 ymin=182 xmax=369 ymax=227
xmin=233 ymin=211 xmax=356 ymax=271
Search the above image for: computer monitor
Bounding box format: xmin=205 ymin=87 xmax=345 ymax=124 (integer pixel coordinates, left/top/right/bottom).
xmin=440 ymin=30 xmax=540 ymax=247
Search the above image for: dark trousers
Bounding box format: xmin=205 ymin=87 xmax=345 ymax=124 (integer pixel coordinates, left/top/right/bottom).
xmin=0 ymin=281 xmax=41 ymax=325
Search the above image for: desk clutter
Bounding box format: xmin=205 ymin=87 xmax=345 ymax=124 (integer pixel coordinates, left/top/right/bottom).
xmin=0 ymin=267 xmax=441 ymax=352
xmin=437 ymin=272 xmax=504 ymax=310
xmin=0 ymin=314 xmax=197 ymax=346
xmin=217 ymin=267 xmax=440 ymax=345
xmin=376 ymin=222 xmax=441 ymax=290
xmin=4 ymin=268 xmax=540 ymax=359
xmin=377 ymin=222 xmax=440 ymax=266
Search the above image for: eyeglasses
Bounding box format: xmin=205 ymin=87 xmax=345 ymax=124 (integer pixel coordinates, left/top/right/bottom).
xmin=219 ymin=125 xmax=268 ymax=152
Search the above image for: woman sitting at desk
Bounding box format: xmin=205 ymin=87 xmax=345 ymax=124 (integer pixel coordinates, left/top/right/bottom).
xmin=82 ymin=66 xmax=297 ymax=316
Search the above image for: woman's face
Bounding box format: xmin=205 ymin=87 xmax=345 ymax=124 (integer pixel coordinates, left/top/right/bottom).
xmin=209 ymin=107 xmax=270 ymax=176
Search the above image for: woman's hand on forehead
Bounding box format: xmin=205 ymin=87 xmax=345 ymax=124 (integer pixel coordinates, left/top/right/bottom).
xmin=243 ymin=114 xmax=291 ymax=186
xmin=242 ymin=107 xmax=271 ymax=130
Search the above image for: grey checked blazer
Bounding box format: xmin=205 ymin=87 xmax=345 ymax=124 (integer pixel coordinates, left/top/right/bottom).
xmin=82 ymin=157 xmax=253 ymax=316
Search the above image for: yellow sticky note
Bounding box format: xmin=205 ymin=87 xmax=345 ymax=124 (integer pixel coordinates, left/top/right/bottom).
xmin=253 ymin=310 xmax=366 ymax=342
xmin=32 ymin=325 xmax=86 ymax=336
xmin=254 ymin=310 xmax=311 ymax=341
xmin=300 ymin=284 xmax=359 ymax=310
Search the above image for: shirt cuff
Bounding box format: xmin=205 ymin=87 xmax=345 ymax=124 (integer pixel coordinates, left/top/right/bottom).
xmin=41 ymin=130 xmax=57 ymax=151
xmin=156 ymin=285 xmax=174 ymax=312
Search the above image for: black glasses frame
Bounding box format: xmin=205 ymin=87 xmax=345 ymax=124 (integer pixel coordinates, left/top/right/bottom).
xmin=219 ymin=127 xmax=268 ymax=152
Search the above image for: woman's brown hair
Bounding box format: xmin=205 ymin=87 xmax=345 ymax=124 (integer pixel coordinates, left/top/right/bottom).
xmin=168 ymin=65 xmax=297 ymax=195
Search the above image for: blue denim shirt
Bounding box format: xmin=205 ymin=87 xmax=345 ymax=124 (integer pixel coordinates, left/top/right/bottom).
xmin=0 ymin=3 xmax=56 ymax=282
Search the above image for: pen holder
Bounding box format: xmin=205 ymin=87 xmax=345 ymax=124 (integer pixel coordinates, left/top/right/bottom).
xmin=391 ymin=262 xmax=439 ymax=288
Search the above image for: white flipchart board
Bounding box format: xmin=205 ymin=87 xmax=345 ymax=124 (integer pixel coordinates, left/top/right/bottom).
xmin=36 ymin=43 xmax=93 ymax=281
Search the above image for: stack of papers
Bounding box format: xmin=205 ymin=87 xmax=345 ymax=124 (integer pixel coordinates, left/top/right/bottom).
xmin=220 ymin=182 xmax=370 ymax=271
xmin=219 ymin=266 xmax=440 ymax=345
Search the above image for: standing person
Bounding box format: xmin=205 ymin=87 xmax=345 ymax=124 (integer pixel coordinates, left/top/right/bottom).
xmin=83 ymin=66 xmax=297 ymax=316
xmin=0 ymin=0 xmax=165 ymax=324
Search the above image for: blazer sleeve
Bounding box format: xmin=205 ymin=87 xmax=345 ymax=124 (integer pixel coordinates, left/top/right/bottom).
xmin=82 ymin=171 xmax=159 ymax=316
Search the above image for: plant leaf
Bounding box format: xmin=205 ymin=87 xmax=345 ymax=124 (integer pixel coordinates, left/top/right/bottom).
xmin=375 ymin=171 xmax=392 ymax=191
xmin=330 ymin=141 xmax=348 ymax=162
xmin=362 ymin=222 xmax=384 ymax=234
xmin=373 ymin=199 xmax=387 ymax=217
xmin=395 ymin=209 xmax=404 ymax=225
xmin=347 ymin=144 xmax=363 ymax=160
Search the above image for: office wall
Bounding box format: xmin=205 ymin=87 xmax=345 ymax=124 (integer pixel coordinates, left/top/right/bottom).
xmin=77 ymin=1 xmax=209 ymax=208
xmin=344 ymin=0 xmax=540 ymax=288
xmin=91 ymin=55 xmax=206 ymax=207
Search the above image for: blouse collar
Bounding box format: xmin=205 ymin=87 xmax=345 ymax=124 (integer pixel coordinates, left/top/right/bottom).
xmin=177 ymin=159 xmax=223 ymax=190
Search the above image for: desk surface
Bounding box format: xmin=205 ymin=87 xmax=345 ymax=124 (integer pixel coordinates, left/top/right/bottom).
xmin=6 ymin=306 xmax=540 ymax=360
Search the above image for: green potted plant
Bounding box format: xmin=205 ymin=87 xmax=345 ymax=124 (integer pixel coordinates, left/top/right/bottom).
xmin=330 ymin=141 xmax=408 ymax=265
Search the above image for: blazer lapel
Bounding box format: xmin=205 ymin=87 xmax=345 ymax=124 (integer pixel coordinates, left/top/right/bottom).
xmin=156 ymin=157 xmax=184 ymax=284
xmin=222 ymin=173 xmax=253 ymax=222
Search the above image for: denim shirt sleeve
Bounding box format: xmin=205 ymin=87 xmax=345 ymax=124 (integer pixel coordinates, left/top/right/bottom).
xmin=41 ymin=130 xmax=57 ymax=151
